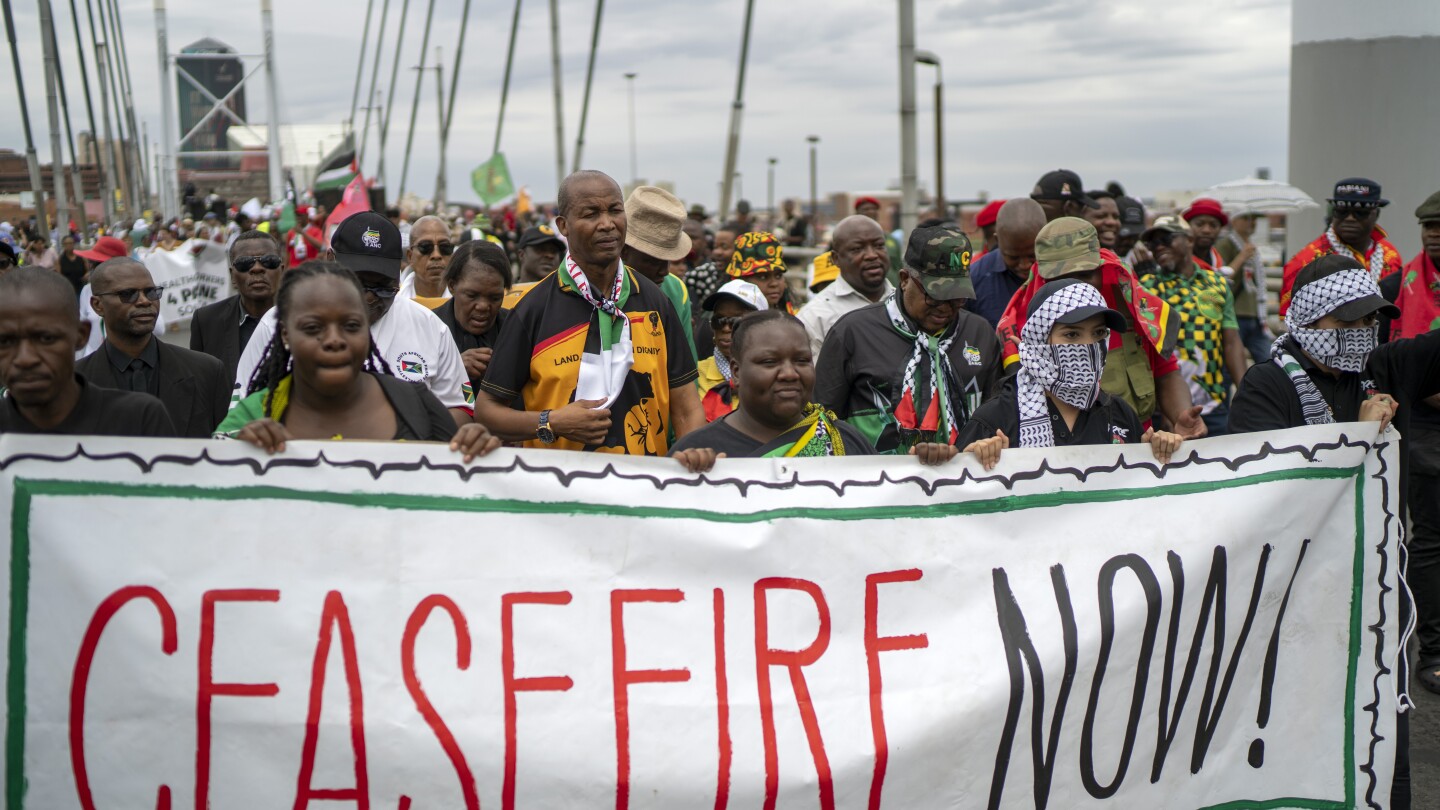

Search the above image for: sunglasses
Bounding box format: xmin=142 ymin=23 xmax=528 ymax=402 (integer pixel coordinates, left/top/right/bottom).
xmin=362 ymin=284 xmax=399 ymax=300
xmin=233 ymin=254 xmax=283 ymax=273
xmin=1333 ymin=204 xmax=1378 ymax=221
xmin=0 ymin=257 xmax=13 ymax=270
xmin=413 ymin=241 xmax=454 ymax=257
xmin=95 ymin=286 xmax=165 ymax=304
xmin=711 ymin=315 xmax=745 ymax=332
xmin=1144 ymin=232 xmax=1178 ymax=249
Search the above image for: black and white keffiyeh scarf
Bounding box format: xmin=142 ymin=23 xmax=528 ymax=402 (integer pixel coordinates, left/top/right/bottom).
xmin=1016 ymin=283 xmax=1110 ymax=448
xmin=1326 ymin=227 xmax=1387 ymax=283
xmin=1272 ymin=268 xmax=1382 ymax=425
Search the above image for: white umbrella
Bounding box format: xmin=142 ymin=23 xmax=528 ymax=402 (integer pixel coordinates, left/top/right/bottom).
xmin=1202 ymin=177 xmax=1321 ymax=215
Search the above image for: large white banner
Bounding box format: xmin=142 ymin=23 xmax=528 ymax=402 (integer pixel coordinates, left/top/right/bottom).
xmin=143 ymin=239 xmax=230 ymax=330
xmin=0 ymin=425 xmax=1402 ymax=809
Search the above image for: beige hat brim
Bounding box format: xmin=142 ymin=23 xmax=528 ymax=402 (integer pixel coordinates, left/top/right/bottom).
xmin=625 ymin=230 xmax=692 ymax=262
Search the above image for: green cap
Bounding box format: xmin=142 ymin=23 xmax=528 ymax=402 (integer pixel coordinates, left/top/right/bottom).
xmin=1416 ymin=189 xmax=1440 ymax=224
xmin=902 ymin=225 xmax=974 ymax=300
xmin=1035 ymin=216 xmax=1102 ymax=280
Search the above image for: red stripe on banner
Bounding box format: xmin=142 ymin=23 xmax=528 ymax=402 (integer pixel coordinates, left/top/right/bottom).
xmin=714 ymin=589 xmax=731 ymax=810
xmin=865 ymin=570 xmax=930 ymax=809
xmin=503 ymin=592 xmax=575 ymax=810
xmin=293 ymin=591 xmax=370 ymax=809
xmin=401 ymin=595 xmax=479 ymax=810
xmin=612 ymin=590 xmax=691 ymax=810
xmin=754 ymin=578 xmax=834 ymax=810
xmin=71 ymin=587 xmax=179 ymax=810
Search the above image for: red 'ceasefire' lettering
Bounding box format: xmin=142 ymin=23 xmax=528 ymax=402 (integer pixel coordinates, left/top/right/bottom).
xmin=753 ymin=578 xmax=833 ymax=810
xmin=713 ymin=588 xmax=731 ymax=810
xmin=864 ymin=570 xmax=929 ymax=810
xmin=611 ymin=589 xmax=691 ymax=810
xmin=197 ymin=589 xmax=280 ymax=810
xmin=71 ymin=586 xmax=178 ymax=810
xmin=400 ymin=595 xmax=479 ymax=810
xmin=501 ymin=591 xmax=574 ymax=810
xmin=293 ymin=591 xmax=370 ymax=810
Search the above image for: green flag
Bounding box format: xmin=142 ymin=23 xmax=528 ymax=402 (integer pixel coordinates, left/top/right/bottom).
xmin=471 ymin=153 xmax=515 ymax=206
xmin=276 ymin=201 xmax=297 ymax=234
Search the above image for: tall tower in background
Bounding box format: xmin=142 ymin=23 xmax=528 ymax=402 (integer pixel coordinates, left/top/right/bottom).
xmin=177 ymin=38 xmax=246 ymax=170
xmin=1288 ymin=0 xmax=1440 ymax=261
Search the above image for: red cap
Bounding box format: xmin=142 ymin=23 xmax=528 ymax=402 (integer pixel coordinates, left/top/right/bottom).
xmin=975 ymin=199 xmax=1005 ymax=228
xmin=854 ymin=196 xmax=881 ymax=211
xmin=1182 ymin=197 xmax=1228 ymax=227
xmin=74 ymin=236 xmax=129 ymax=264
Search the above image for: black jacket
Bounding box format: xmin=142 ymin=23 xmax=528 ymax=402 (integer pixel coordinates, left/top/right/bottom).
xmin=189 ymin=295 xmax=251 ymax=387
xmin=77 ymin=339 xmax=230 ymax=438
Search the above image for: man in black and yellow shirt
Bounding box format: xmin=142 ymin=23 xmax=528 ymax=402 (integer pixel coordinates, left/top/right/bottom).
xmin=475 ymin=170 xmax=703 ymax=454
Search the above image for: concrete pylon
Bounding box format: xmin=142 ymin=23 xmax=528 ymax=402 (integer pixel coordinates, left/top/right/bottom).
xmin=1288 ymin=0 xmax=1440 ymax=261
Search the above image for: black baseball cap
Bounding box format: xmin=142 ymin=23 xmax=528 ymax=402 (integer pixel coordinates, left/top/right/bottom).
xmin=1117 ymin=196 xmax=1147 ymax=238
xmin=517 ymin=224 xmax=565 ymax=251
xmin=1026 ymin=278 xmax=1129 ymax=333
xmin=1293 ymin=254 xmax=1399 ymax=321
xmin=1031 ymin=170 xmax=1099 ymax=209
xmin=1329 ymin=177 xmax=1389 ymax=207
xmin=331 ymin=211 xmax=403 ymax=279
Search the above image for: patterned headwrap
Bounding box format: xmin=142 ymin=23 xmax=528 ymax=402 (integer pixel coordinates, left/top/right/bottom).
xmin=725 ymin=231 xmax=786 ymax=278
xmin=1016 ymin=283 xmax=1111 ymax=448
xmin=1272 ymin=268 xmax=1383 ymax=425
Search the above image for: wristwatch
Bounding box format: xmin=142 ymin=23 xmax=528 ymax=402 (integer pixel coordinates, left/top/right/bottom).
xmin=536 ymin=409 xmax=556 ymax=444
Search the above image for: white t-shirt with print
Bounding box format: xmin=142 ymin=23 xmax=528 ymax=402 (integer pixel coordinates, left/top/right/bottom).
xmin=230 ymin=297 xmax=469 ymax=410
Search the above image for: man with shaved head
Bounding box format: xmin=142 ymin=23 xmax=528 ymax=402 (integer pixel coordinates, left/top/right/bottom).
xmin=798 ymin=215 xmax=894 ymax=358
xmin=77 ymin=258 xmax=230 ymax=437
xmin=474 ymin=169 xmax=704 ymax=455
xmin=399 ymin=214 xmax=455 ymax=309
xmin=0 ymin=267 xmax=175 ymax=435
xmin=966 ymin=198 xmax=1047 ymax=328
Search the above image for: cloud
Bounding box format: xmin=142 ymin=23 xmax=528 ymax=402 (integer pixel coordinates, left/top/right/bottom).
xmin=1 ymin=0 xmax=1290 ymax=215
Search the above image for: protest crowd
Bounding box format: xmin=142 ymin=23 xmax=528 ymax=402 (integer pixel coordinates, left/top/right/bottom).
xmin=2 ymin=162 xmax=1439 ymax=806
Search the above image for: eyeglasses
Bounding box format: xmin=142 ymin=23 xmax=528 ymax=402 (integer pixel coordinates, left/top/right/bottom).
xmin=711 ymin=315 xmax=745 ymax=332
xmin=1333 ymin=204 xmax=1378 ymax=221
xmin=233 ymin=254 xmax=283 ymax=273
xmin=1144 ymin=232 xmax=1177 ymax=249
xmin=362 ymin=284 xmax=399 ymax=300
xmin=95 ymin=286 xmax=165 ymax=304
xmin=414 ymin=241 xmax=454 ymax=257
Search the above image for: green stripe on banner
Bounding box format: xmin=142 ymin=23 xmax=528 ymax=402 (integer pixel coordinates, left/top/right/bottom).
xmin=13 ymin=465 xmax=1356 ymax=523
xmin=5 ymin=483 xmax=29 ymax=810
xmin=1 ymin=462 xmax=1367 ymax=808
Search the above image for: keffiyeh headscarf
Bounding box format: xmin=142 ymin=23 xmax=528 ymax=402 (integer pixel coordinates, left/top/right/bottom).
xmin=1273 ymin=268 xmax=1382 ymax=425
xmin=1326 ymin=226 xmax=1388 ymax=283
xmin=1017 ymin=283 xmax=1111 ymax=448
xmin=884 ymin=293 xmax=965 ymax=445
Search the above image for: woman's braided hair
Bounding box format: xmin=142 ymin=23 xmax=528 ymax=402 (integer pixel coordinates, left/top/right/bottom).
xmin=245 ymin=260 xmax=393 ymax=416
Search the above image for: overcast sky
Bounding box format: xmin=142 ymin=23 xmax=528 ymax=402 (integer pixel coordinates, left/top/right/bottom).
xmin=3 ymin=0 xmax=1291 ymax=209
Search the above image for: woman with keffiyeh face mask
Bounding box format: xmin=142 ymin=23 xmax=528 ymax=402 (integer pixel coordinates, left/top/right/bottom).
xmin=955 ymin=279 xmax=1185 ymax=469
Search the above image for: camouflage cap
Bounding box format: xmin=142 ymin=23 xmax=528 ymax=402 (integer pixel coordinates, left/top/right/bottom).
xmin=903 ymin=225 xmax=974 ymax=300
xmin=1035 ymin=217 xmax=1102 ymax=280
xmin=1140 ymin=214 xmax=1192 ymax=243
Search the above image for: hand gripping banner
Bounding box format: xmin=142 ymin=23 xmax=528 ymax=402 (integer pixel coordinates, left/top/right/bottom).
xmin=0 ymin=424 xmax=1403 ymax=809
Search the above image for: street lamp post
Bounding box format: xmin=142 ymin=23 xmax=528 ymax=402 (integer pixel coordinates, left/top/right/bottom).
xmin=624 ymin=72 xmax=638 ymax=188
xmin=766 ymin=157 xmax=776 ymax=220
xmin=807 ymin=135 xmax=819 ymax=224
xmin=914 ymin=49 xmax=944 ymax=217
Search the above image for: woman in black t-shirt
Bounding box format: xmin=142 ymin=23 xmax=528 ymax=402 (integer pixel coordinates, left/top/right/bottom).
xmin=670 ymin=311 xmax=874 ymax=471
xmin=219 ymin=261 xmax=499 ymax=460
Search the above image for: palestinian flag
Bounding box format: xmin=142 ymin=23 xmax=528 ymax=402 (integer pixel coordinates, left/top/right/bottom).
xmin=313 ymin=134 xmax=358 ymax=193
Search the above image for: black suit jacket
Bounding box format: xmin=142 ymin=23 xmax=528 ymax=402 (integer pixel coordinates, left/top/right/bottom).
xmin=190 ymin=295 xmax=249 ymax=387
xmin=77 ymin=339 xmax=230 ymax=438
